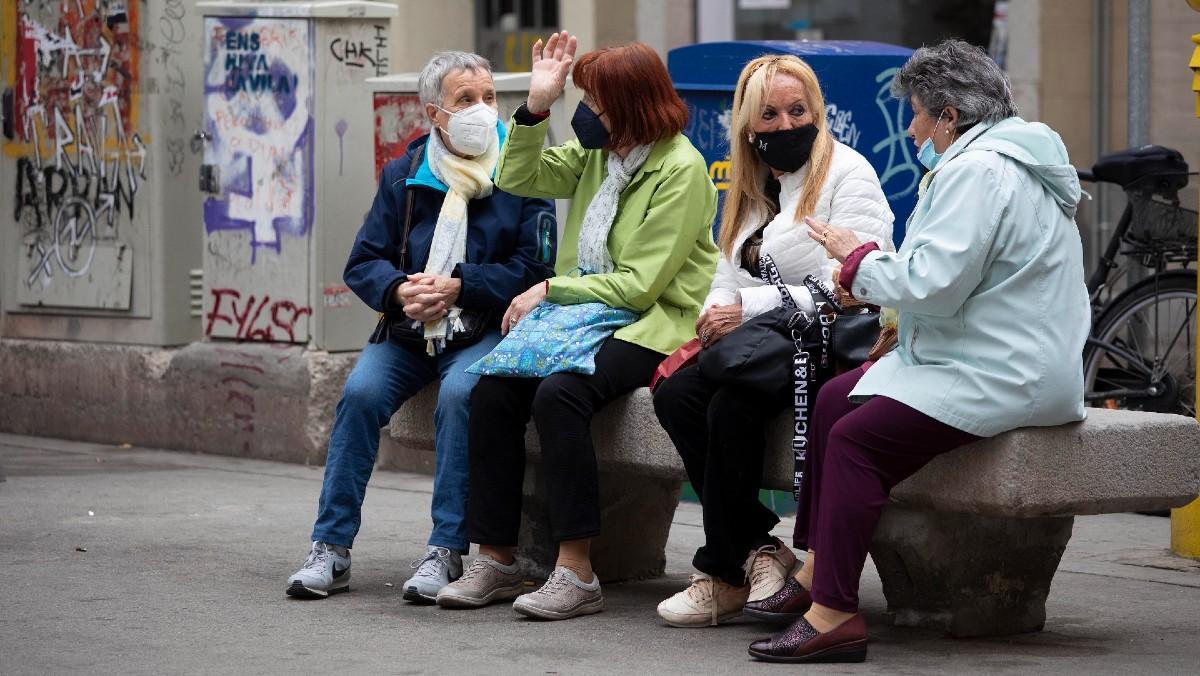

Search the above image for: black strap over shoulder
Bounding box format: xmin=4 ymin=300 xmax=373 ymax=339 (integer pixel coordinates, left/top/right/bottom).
xmin=399 ymin=142 xmax=426 ymax=270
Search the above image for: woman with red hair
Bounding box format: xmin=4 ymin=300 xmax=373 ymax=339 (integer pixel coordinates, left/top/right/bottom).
xmin=434 ymin=32 xmax=719 ymax=620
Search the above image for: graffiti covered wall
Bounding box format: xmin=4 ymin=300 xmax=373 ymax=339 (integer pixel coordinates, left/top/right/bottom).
xmin=201 ymin=16 xmax=314 ymax=343
xmin=4 ymin=0 xmax=144 ymax=309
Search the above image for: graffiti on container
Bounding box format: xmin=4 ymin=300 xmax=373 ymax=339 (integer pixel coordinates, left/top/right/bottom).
xmin=202 ymin=17 xmax=312 ymax=263
xmin=157 ymin=0 xmax=189 ymax=178
xmin=824 ymin=103 xmax=861 ymax=148
xmin=373 ymin=92 xmax=429 ymax=179
xmin=322 ymin=283 xmax=354 ymax=309
xmin=869 ymin=67 xmax=921 ymax=202
xmin=329 ymin=25 xmax=389 ymax=76
xmin=205 ymin=287 xmax=313 ymax=342
xmin=5 ymin=2 xmax=144 ymax=287
xmin=684 ymin=102 xmax=732 ymax=161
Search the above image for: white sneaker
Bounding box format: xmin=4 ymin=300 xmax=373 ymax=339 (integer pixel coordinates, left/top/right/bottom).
xmin=402 ymin=545 xmax=463 ymax=604
xmin=286 ymin=541 xmax=351 ymax=599
xmin=743 ymin=537 xmax=798 ymax=603
xmin=656 ymin=573 xmax=750 ymax=627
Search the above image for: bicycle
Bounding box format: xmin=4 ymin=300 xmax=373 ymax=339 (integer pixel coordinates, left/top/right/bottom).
xmin=1077 ymin=145 xmax=1197 ymax=418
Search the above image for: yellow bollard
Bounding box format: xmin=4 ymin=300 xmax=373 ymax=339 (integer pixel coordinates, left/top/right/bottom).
xmin=1173 ymin=28 xmax=1200 ymax=561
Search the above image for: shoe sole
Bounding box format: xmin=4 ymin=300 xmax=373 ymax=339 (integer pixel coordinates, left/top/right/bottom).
xmin=659 ymin=609 xmax=743 ymax=628
xmin=747 ymin=639 xmax=867 ymax=664
xmin=402 ymin=586 xmax=438 ymax=604
xmin=285 ymin=580 xmax=350 ymax=600
xmin=436 ymin=583 xmax=524 ymax=609
xmin=742 ymin=606 xmax=807 ymax=624
xmin=512 ymin=595 xmax=604 ymax=621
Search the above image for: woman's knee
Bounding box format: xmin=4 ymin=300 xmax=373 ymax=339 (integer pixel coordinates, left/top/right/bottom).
xmin=468 ymin=375 xmax=510 ymax=412
xmin=532 ymin=374 xmax=590 ymax=419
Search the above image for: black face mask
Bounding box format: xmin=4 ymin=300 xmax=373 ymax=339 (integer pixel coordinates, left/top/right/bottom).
xmin=751 ymin=124 xmax=818 ymax=173
xmin=571 ymin=102 xmax=610 ymax=149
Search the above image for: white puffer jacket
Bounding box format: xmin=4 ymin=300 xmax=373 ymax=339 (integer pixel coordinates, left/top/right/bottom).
xmin=703 ymin=140 xmax=895 ymax=319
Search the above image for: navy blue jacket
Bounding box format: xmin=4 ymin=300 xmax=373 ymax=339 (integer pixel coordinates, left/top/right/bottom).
xmin=343 ymin=135 xmax=557 ymax=319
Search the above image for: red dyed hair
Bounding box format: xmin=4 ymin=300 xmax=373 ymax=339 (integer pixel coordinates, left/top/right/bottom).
xmin=571 ymin=42 xmax=688 ymax=148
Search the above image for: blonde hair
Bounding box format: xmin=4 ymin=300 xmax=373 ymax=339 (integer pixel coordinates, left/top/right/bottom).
xmin=719 ymin=55 xmax=834 ymax=259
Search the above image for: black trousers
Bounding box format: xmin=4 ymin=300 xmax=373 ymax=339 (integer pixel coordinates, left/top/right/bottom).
xmin=467 ymin=338 xmax=664 ymax=545
xmin=653 ymin=363 xmax=789 ymax=586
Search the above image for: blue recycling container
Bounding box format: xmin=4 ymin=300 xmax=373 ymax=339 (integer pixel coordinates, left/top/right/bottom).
xmin=669 ymin=41 xmax=918 ymax=247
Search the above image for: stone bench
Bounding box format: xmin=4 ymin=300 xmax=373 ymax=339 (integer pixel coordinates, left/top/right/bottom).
xmin=384 ymin=386 xmax=1200 ymax=638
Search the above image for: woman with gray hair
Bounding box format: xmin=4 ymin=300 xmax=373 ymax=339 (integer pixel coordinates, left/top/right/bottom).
xmin=746 ymin=39 xmax=1089 ymax=663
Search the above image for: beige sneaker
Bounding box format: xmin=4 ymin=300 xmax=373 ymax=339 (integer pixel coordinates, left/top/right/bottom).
xmin=743 ymin=538 xmax=798 ymax=603
xmin=511 ymin=567 xmax=604 ymax=620
xmin=435 ymin=555 xmax=524 ymax=608
xmin=657 ymin=573 xmax=750 ymax=627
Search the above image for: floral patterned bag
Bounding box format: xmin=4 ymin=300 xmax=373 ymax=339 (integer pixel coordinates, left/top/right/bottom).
xmin=466 ymin=302 xmax=639 ymax=378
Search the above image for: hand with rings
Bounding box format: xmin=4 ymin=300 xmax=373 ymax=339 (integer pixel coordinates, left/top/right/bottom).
xmin=804 ymin=216 xmax=864 ymax=263
xmin=696 ymin=303 xmax=742 ymax=347
xmin=501 ymin=281 xmax=550 ymax=336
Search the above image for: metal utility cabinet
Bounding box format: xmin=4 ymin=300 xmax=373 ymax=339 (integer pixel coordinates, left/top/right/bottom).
xmin=197 ymin=1 xmax=396 ymax=350
xmin=1 ymin=1 xmax=208 ymax=345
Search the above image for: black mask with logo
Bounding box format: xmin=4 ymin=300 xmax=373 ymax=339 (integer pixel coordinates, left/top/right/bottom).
xmin=751 ymin=124 xmax=818 ymax=174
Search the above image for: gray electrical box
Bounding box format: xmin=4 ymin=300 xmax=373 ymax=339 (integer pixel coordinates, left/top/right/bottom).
xmin=1 ymin=2 xmax=208 ymax=345
xmin=197 ymin=1 xmax=396 ymax=350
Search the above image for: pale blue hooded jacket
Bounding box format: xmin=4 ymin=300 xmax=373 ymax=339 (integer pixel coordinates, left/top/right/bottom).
xmin=849 ymin=117 xmax=1090 ymax=437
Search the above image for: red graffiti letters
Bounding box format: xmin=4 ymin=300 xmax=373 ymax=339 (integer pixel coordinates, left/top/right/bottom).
xmin=205 ymin=288 xmax=312 ymax=342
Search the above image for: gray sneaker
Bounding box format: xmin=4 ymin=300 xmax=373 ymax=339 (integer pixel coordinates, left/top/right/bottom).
xmin=512 ymin=566 xmax=604 ymax=620
xmin=402 ymin=545 xmax=463 ymax=604
xmin=435 ymin=555 xmax=524 ymax=608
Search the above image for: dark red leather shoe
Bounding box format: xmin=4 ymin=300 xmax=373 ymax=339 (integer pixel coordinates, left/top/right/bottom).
xmin=747 ymin=613 xmax=868 ymax=663
xmin=743 ymin=577 xmax=812 ymax=623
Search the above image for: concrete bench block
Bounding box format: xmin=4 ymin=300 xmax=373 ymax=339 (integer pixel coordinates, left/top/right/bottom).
xmin=869 ymin=507 xmax=1075 ymax=637
xmin=760 ymin=407 xmax=1200 ymax=516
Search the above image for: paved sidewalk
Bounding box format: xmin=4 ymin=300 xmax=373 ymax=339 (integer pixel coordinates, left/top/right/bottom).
xmin=1 ymin=433 xmax=1198 ymax=675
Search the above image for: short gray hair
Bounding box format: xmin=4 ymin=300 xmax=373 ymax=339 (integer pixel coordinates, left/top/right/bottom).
xmin=891 ymin=39 xmax=1017 ymax=128
xmin=417 ymin=51 xmax=492 ymax=107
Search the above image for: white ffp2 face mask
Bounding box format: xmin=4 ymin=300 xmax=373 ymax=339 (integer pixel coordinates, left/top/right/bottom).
xmin=438 ymin=102 xmax=498 ymax=157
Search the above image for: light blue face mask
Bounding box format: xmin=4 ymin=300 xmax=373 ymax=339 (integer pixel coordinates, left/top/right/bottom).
xmin=916 ymin=111 xmax=946 ymax=170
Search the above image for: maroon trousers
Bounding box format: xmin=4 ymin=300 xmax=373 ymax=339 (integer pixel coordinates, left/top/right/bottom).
xmin=794 ymin=366 xmax=981 ymax=613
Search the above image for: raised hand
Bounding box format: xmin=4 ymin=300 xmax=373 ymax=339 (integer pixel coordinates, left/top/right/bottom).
xmin=527 ymin=30 xmax=577 ymax=114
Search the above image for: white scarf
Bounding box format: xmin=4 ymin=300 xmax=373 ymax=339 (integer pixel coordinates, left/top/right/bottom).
xmin=421 ymin=127 xmax=498 ymax=354
xmin=576 ymin=143 xmax=654 ymax=274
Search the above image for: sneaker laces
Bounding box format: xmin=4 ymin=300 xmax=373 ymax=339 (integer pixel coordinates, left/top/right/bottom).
xmin=409 ymin=546 xmax=451 ymax=578
xmin=457 ymin=556 xmax=493 ymax=584
xmin=302 ymin=542 xmax=331 ymax=571
xmin=533 ymin=569 xmax=572 ymax=597
xmin=683 ymin=574 xmax=720 ymax=626
xmin=743 ymin=545 xmax=781 ymax=590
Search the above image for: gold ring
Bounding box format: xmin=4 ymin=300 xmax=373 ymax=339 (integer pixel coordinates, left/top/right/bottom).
xmin=821 ymin=233 xmax=828 ymax=245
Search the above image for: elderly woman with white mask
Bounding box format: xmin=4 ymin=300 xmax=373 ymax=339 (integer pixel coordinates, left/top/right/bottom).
xmin=285 ymin=51 xmax=556 ymax=605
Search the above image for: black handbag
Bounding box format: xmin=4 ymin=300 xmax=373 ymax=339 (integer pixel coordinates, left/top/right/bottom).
xmin=799 ymin=273 xmax=882 ymax=370
xmin=697 ymin=257 xmax=823 ymax=391
xmin=697 ymin=256 xmax=835 ymax=500
xmin=369 ymin=143 xmax=490 ymax=351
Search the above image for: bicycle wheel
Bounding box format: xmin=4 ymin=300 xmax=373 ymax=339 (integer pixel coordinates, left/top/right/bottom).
xmin=1083 ymin=270 xmax=1196 ymax=416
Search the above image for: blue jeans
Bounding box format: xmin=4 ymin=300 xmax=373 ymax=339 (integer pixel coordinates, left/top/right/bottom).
xmin=311 ymin=330 xmax=502 ymax=552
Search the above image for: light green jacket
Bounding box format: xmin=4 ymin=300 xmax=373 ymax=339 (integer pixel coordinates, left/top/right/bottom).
xmin=494 ymin=117 xmax=719 ymax=355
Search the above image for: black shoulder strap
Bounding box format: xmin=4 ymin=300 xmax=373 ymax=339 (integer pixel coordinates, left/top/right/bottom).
xmin=399 ymin=142 xmax=426 ymax=268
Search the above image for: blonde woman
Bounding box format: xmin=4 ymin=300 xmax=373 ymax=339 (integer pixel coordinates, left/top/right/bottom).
xmin=653 ymin=54 xmax=893 ymax=628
